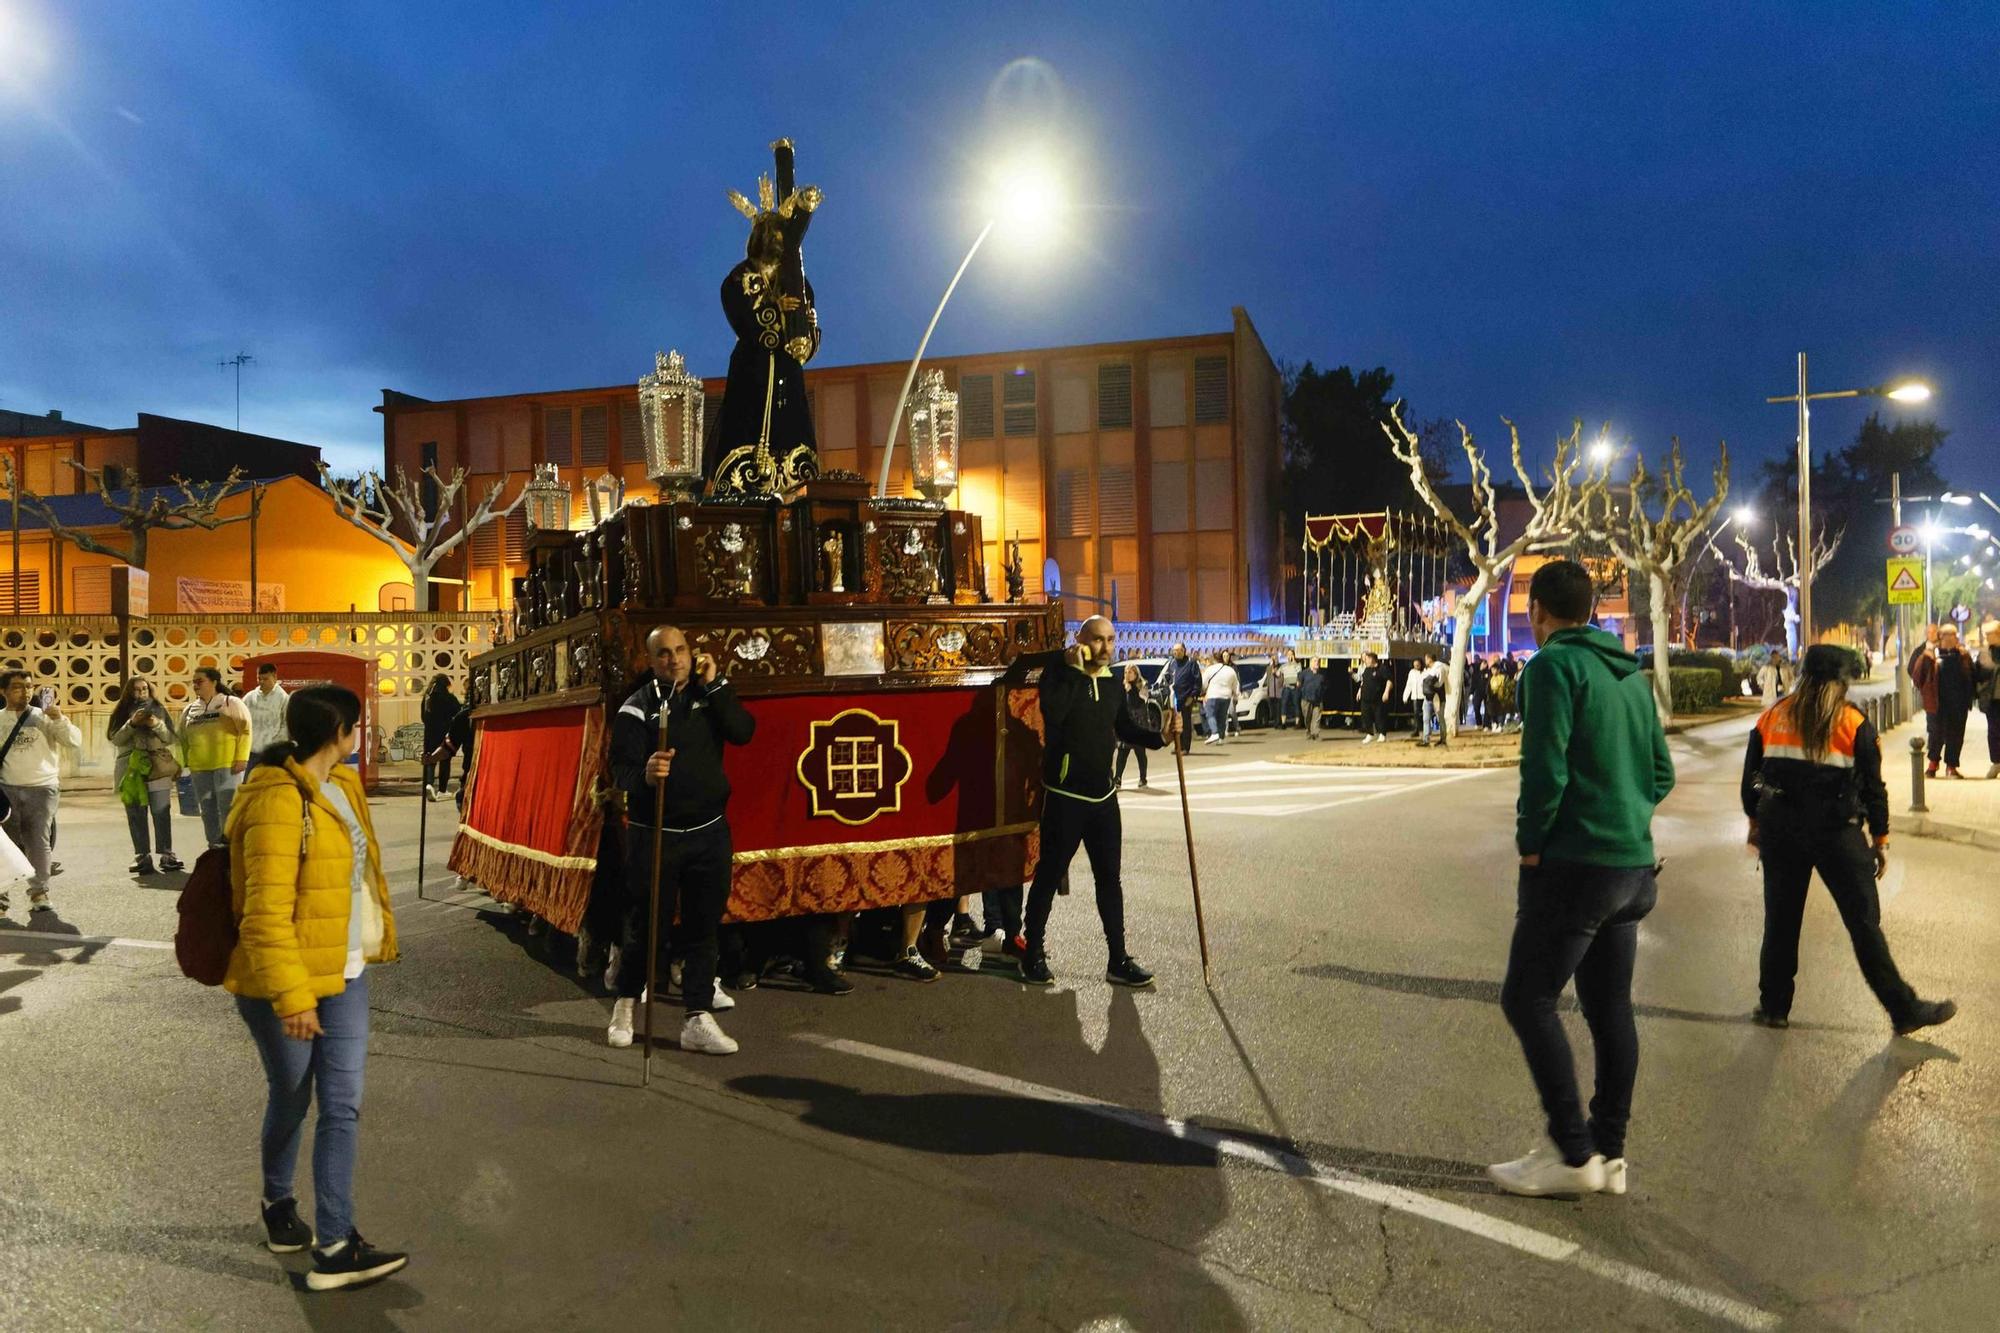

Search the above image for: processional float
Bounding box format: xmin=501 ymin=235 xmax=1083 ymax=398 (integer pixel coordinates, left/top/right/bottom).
xmin=1297 ymin=510 xmax=1452 ymax=663
xmin=447 ymin=138 xmax=1062 ymax=937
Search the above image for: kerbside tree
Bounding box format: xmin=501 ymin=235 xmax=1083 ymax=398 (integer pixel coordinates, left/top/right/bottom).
xmin=317 ymin=463 xmax=525 ymax=613
xmin=1385 ymin=406 xmax=1605 ymax=741
xmin=6 ymin=459 xmax=253 ymax=568
xmin=1734 ymin=522 xmax=1844 ymax=657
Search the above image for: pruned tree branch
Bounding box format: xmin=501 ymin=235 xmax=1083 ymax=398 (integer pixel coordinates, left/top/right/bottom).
xmin=4 ymin=457 xmax=249 ymax=567
xmin=315 ymin=461 xmax=526 ymax=611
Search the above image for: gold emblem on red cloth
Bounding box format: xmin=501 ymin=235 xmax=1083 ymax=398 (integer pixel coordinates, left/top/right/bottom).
xmin=796 ymin=708 xmax=913 ymax=826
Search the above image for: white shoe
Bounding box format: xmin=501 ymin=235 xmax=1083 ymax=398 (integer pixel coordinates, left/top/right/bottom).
xmin=1485 ymin=1143 xmax=1606 ymax=1198
xmin=1599 ymin=1158 xmax=1627 ymax=1196
xmin=1374 ymin=734 xmax=1388 ymax=743
xmin=1360 ymin=735 xmax=1374 ymax=745
xmin=602 ymin=944 xmax=622 ymax=991
xmin=706 ymin=984 xmax=737 ymax=1012
xmin=680 ymin=1011 xmax=738 ymax=1055
xmin=669 ymin=958 xmax=684 ymax=993
xmin=606 ymin=998 xmax=635 ymax=1048
xmin=955 ymin=945 xmax=984 ymax=971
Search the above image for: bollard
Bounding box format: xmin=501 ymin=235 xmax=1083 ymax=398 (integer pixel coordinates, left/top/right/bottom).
xmin=1908 ymin=735 xmax=1928 ymax=813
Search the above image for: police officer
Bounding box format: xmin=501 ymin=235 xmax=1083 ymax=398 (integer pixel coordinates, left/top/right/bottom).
xmin=1019 ymin=617 xmax=1178 ymax=988
xmin=1743 ymin=644 xmax=1956 ymax=1034
xmin=607 ymin=626 xmax=756 ymax=1055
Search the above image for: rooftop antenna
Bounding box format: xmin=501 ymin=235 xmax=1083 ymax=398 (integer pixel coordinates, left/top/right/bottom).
xmin=218 ymin=352 xmax=254 ymax=430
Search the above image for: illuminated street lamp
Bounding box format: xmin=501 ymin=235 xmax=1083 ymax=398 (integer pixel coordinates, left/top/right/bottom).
xmin=1765 ymin=358 xmax=1934 ymax=644
xmin=874 ymin=156 xmax=1067 ymax=497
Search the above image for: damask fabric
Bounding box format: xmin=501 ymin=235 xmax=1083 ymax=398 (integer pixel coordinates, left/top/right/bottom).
xmin=447 ymin=705 xmax=607 ymax=933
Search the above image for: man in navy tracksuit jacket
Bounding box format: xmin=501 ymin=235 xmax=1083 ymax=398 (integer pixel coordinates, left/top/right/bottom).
xmin=1019 ymin=617 xmax=1178 ymax=988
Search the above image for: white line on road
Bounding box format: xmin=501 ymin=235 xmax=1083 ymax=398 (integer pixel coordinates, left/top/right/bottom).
xmin=0 ymin=928 xmax=173 ymax=951
xmin=796 ymin=1034 xmax=1779 ymax=1331
xmin=1124 ymin=767 xmax=1494 ymax=816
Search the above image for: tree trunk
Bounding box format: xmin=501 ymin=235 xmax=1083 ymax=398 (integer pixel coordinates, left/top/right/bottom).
xmin=1443 ymin=570 xmax=1493 ymax=741
xmin=1648 ymin=569 xmax=1673 ymax=725
xmin=1781 ymin=587 xmax=1801 ymax=656
xmin=408 ymin=556 xmax=436 ymax=613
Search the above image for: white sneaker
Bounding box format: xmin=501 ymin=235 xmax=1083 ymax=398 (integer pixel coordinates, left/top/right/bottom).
xmin=705 ymin=984 xmax=737 ymax=1012
xmin=680 ymin=1011 xmax=738 ymax=1055
xmin=1374 ymin=734 xmax=1388 ymax=743
xmin=668 ymin=958 xmax=684 ymax=993
xmin=602 ymin=944 xmax=622 ymax=991
xmin=606 ymin=998 xmax=635 ymax=1048
xmin=1360 ymin=735 xmax=1374 ymax=745
xmin=1485 ymin=1143 xmax=1606 ymax=1198
xmin=1600 ymin=1158 xmax=1627 ymax=1196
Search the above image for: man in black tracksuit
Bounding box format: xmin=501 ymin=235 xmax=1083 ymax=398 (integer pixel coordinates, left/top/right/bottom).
xmin=1020 ymin=616 xmax=1178 ymax=988
xmin=607 ymin=625 xmax=756 ymax=1056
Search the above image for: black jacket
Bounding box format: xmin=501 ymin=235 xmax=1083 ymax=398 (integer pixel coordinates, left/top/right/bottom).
xmin=1740 ymin=703 xmax=1889 ymax=840
xmin=611 ymin=674 xmax=756 ymax=830
xmin=422 ymin=687 xmax=463 ymax=746
xmin=1032 ymin=655 xmax=1164 ymax=801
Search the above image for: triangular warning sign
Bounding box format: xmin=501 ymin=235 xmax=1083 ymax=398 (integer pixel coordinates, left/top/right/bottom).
xmin=1890 ymin=567 xmax=1921 ymax=592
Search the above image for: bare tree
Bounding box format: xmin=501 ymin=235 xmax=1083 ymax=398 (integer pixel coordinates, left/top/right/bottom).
xmin=5 ymin=459 xmax=253 ymax=567
xmin=1733 ymin=523 xmax=1843 ymax=657
xmin=317 ymin=463 xmax=526 ymax=612
xmin=1588 ymin=440 xmax=1729 ymax=723
xmin=1386 ymin=405 xmax=1605 ymax=740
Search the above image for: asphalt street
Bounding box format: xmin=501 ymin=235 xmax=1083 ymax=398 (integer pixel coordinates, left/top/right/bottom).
xmin=1 ymin=712 xmax=1993 ymax=1331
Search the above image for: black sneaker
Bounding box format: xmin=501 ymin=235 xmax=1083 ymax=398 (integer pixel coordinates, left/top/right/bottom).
xmin=1750 ymin=1008 xmax=1789 ymax=1030
xmin=1894 ymin=998 xmax=1958 ymax=1036
xmin=732 ymin=970 xmax=760 ymax=992
xmin=158 ymin=853 xmax=186 ymax=872
xmin=1018 ymin=950 xmax=1054 ymax=986
xmin=948 ymin=914 xmax=985 ymax=949
xmin=1105 ymin=955 xmax=1156 ymax=988
xmin=306 ymin=1233 xmax=408 ymax=1292
xmin=804 ymin=962 xmax=853 ymax=995
xmin=893 ymin=948 xmax=940 ymax=983
xmin=261 ymin=1197 xmax=314 ymax=1254
xmin=130 ymin=855 xmax=155 ymax=876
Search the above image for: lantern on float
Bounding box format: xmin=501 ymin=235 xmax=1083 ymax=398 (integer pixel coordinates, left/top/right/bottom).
xmin=522 ymin=463 xmax=572 ymax=531
xmin=638 ymin=348 xmax=706 ymax=499
xmin=907 ymin=368 xmax=959 ymax=502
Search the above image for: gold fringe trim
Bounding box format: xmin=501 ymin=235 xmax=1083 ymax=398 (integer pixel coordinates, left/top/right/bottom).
xmin=730 ymin=821 xmax=1039 ymax=864
xmin=454 ymin=822 xmax=598 ymax=870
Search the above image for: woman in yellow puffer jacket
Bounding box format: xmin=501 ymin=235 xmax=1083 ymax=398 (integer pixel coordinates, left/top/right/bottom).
xmin=224 ymin=684 xmax=410 ymax=1292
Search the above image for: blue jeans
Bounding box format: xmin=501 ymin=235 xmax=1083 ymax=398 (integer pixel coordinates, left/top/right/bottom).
xmin=1202 ymin=699 xmax=1229 ymax=738
xmin=1499 ymin=862 xmax=1656 ymax=1164
xmin=191 ymin=767 xmax=241 ymax=848
xmin=1421 ymin=698 xmax=1441 ymax=738
xmin=236 ymin=972 xmax=371 ymax=1244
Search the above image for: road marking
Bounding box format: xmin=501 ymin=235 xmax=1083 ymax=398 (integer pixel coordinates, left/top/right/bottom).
xmin=1125 ymin=767 xmax=1492 ymax=817
xmin=797 ymin=1034 xmax=1778 ymax=1331
xmin=0 ymin=928 xmax=173 ymax=951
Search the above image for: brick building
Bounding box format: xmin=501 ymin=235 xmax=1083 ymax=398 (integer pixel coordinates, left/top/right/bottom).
xmin=378 ymin=308 xmax=1285 ymax=623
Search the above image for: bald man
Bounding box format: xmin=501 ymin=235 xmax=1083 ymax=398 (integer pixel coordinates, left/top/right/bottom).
xmin=1017 ymin=617 xmax=1178 ymax=988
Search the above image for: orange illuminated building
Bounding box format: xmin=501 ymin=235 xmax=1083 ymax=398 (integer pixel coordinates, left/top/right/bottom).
xmin=379 ymin=308 xmax=1284 ymax=623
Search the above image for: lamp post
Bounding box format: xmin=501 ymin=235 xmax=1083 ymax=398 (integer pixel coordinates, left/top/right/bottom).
xmin=874 ymin=160 xmax=1064 ymax=497
xmin=1765 ymin=356 xmax=1931 ymax=645
xmin=1686 ymin=506 xmax=1752 ymax=649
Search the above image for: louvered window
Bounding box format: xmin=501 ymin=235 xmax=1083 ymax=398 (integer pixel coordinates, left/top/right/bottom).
xmin=472 ymin=519 xmax=500 ymax=566
xmin=72 ymin=565 xmax=112 ymax=614
xmin=1194 ymin=356 xmax=1229 ymax=424
xmin=960 ymin=374 xmax=995 ymax=438
xmin=503 ymin=510 xmax=528 ymax=561
xmin=1002 ymin=369 xmax=1037 ymax=437
xmin=544 ymin=409 xmax=573 ymax=466
xmin=1099 ymin=464 xmax=1135 ymax=533
xmin=1097 ymin=363 xmax=1133 ymax=429
xmin=1052 ymin=469 xmax=1093 ymax=538
xmin=0 ymin=571 xmax=40 ymax=614
xmin=580 ymin=406 xmax=609 ymax=467
xmin=618 ymin=400 xmax=643 ymax=468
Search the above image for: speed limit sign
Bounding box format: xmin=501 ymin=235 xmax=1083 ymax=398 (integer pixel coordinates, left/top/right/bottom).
xmin=1888 ymin=524 xmax=1920 ymax=555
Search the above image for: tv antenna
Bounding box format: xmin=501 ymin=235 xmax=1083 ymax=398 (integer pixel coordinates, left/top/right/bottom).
xmin=218 ymin=352 xmax=254 ymax=430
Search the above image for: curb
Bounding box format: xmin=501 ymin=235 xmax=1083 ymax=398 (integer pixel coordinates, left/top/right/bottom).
xmin=1893 ymin=813 xmax=2000 ymax=852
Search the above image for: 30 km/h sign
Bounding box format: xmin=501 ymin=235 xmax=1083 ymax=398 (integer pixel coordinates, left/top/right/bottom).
xmin=1888 ymin=525 xmax=1920 ymax=555
xmin=1886 ymin=557 xmax=1925 ymax=606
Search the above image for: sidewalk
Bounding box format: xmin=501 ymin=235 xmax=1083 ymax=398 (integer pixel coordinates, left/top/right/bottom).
xmin=1881 ymin=707 xmax=2000 ymax=850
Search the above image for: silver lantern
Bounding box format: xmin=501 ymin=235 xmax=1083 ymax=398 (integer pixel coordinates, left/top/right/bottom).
xmin=638 ymin=348 xmax=705 ymax=498
xmin=907 ymin=368 xmax=959 ymax=502
xmin=522 ymin=462 xmax=572 ymax=532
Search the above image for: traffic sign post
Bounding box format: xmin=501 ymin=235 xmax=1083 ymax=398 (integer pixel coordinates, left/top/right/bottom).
xmin=1885 ymin=557 xmax=1924 ymax=607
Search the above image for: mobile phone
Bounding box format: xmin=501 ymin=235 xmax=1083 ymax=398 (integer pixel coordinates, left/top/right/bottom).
xmin=34 ymin=687 xmax=53 ymax=710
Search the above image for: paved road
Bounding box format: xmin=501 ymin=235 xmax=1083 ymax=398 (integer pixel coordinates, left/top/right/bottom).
xmin=1 ymin=717 xmax=1992 ymax=1331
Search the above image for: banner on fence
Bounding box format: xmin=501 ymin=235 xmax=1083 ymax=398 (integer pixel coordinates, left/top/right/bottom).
xmin=175 ymin=578 xmax=286 ymax=613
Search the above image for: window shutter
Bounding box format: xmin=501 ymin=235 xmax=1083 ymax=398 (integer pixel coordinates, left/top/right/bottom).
xmin=1097 ymin=363 xmax=1133 ymax=429
xmin=544 ymin=409 xmax=573 ymax=466
xmin=472 ymin=518 xmax=500 ymax=566
xmin=618 ymin=400 xmax=643 ymax=468
xmin=503 ymin=510 xmax=527 ymax=562
xmin=1002 ymin=369 xmax=1037 ymax=437
xmin=960 ymin=374 xmax=995 ymax=438
xmin=1098 ymin=464 xmax=1135 ymax=533
xmin=72 ymin=566 xmax=112 ymax=615
xmin=1194 ymin=356 xmax=1229 ymax=424
xmin=580 ymin=406 xmax=609 ymax=467
xmin=0 ymin=571 xmax=40 ymax=614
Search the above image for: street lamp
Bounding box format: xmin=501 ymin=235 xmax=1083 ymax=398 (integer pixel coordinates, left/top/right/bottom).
xmin=873 ymin=156 xmax=1067 ymax=497
xmin=1766 ymin=357 xmax=1933 ymax=645
xmin=1690 ymin=506 xmax=1753 ymax=649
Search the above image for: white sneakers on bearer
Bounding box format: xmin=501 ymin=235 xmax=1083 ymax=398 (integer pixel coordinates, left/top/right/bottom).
xmin=606 ymin=997 xmax=635 ymax=1048
xmin=680 ymin=1012 xmax=738 ymax=1055
xmin=1485 ymin=1142 xmax=1608 ymax=1198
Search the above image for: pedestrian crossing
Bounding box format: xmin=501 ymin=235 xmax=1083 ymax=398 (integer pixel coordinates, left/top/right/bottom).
xmin=1117 ymin=759 xmax=1491 ymax=818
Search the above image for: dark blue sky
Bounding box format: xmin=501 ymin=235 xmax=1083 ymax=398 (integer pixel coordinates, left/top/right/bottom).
xmin=3 ymin=1 xmax=1995 ymax=522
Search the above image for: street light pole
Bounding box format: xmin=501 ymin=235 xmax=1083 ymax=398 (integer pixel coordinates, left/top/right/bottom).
xmin=1796 ymin=352 xmax=1812 ymax=645
xmin=874 ymin=219 xmax=995 ymax=498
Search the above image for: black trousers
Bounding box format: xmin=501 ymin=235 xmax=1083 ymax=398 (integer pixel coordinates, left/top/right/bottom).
xmin=615 ymin=819 xmax=733 ymax=1013
xmin=1358 ymin=697 xmax=1382 ymax=735
xmin=1176 ymin=704 xmax=1196 ymax=753
xmin=1114 ymin=742 xmax=1148 ymax=785
xmin=1025 ymin=794 xmax=1126 ymax=962
xmin=1987 ymin=703 xmax=2000 ymax=764
xmin=1499 ymin=861 xmax=1656 ymax=1165
xmin=1925 ymin=707 xmax=1968 ymax=767
xmin=1757 ymin=818 xmax=1917 ymax=1023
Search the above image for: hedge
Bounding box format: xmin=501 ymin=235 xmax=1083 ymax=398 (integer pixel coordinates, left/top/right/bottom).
xmin=1666 ymin=667 xmax=1724 ymax=712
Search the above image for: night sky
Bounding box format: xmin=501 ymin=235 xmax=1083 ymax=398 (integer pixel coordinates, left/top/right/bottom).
xmin=3 ymin=2 xmax=1995 ymax=522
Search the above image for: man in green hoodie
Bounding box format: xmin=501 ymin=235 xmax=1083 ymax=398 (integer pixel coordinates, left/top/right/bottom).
xmin=1488 ymin=559 xmax=1675 ymax=1199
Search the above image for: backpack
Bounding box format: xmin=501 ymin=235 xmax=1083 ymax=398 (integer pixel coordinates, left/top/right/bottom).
xmin=174 ymin=771 xmax=312 ymax=985
xmin=1423 ymin=671 xmax=1442 ymax=700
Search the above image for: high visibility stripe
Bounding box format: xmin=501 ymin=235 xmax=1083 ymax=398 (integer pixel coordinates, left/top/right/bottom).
xmin=1756 ymin=700 xmax=1864 ymax=766
xmin=1760 ymin=743 xmax=1854 ymax=768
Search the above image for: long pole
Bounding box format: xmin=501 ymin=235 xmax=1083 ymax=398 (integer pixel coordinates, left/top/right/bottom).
xmin=874 ymin=219 xmax=995 ymax=497
xmin=1169 ymin=740 xmax=1213 ymax=988
xmin=249 ymin=483 xmax=261 ymax=614
xmin=641 ymin=683 xmax=670 ymax=1086
xmin=1892 ymin=472 xmax=1912 ymax=711
xmin=9 ymin=445 xmax=19 ymax=615
xmin=1796 ymin=351 xmax=1814 ymax=646
xmin=416 ymin=769 xmax=430 ymax=901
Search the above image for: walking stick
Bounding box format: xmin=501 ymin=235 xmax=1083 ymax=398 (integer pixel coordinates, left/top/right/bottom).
xmin=642 ymin=686 xmax=670 ymax=1087
xmin=416 ymin=760 xmax=430 ymax=902
xmin=1169 ymin=726 xmax=1214 ymax=989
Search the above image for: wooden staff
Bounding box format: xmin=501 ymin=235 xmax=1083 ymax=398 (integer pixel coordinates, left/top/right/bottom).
xmin=415 ymin=762 xmax=430 ymax=902
xmin=642 ymin=682 xmax=669 ymax=1086
xmin=1169 ymin=724 xmax=1213 ymax=989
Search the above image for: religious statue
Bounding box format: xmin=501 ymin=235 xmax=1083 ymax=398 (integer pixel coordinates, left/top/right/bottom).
xmin=709 ymin=138 xmax=823 ymax=496
xmin=822 ymin=530 xmax=845 ymax=593
xmin=1360 ymin=571 xmax=1395 ymax=636
xmin=1003 ymin=537 xmax=1025 ymax=603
